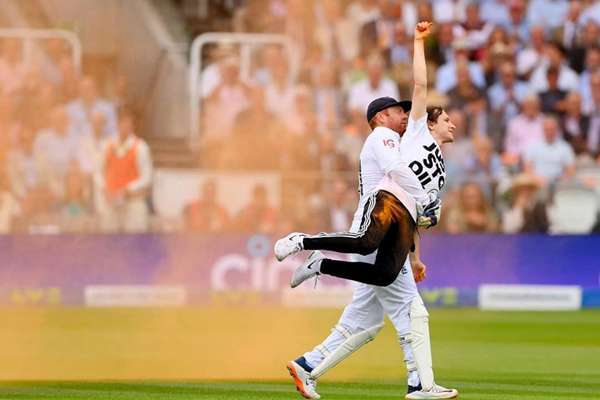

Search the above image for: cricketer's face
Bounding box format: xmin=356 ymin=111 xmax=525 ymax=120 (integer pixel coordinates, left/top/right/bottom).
xmin=385 ymin=106 xmax=408 ymax=134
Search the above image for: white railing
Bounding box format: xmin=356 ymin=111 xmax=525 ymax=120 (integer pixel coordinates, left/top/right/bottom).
xmin=0 ymin=28 xmax=82 ymax=71
xmin=189 ymin=32 xmax=298 ymax=143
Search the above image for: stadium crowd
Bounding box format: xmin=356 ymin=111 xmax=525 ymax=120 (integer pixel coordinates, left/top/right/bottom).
xmin=0 ymin=38 xmax=152 ymax=233
xmin=197 ymin=0 xmax=600 ymax=235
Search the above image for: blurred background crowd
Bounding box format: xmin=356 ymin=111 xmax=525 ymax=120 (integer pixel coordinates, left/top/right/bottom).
xmin=1 ymin=0 xmax=600 ymax=235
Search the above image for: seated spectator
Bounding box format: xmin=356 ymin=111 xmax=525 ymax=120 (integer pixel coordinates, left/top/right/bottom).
xmin=479 ymin=26 xmax=516 ymax=86
xmin=529 ymin=42 xmax=579 ymax=93
xmin=488 ymin=60 xmax=530 ymax=124
xmin=442 ymin=109 xmax=473 ymax=189
xmin=0 ymin=39 xmax=26 ymax=94
xmin=203 ymin=56 xmax=252 ymax=141
xmin=579 ymin=46 xmax=600 ymax=115
xmin=97 ymin=109 xmax=152 ymax=233
xmin=465 ymin=136 xmax=503 ymax=199
xmin=502 ymin=0 xmax=530 ymax=45
xmin=527 ymin=0 xmax=569 ymax=31
xmin=347 ymin=52 xmax=399 ymax=117
xmin=67 ymin=76 xmax=117 ymax=138
xmin=445 ymin=181 xmax=499 ymax=233
xmin=447 ymin=60 xmax=486 ymax=110
xmin=8 ymin=125 xmax=53 ymax=218
xmin=453 ymin=2 xmax=495 ymax=53
xmin=565 ymin=18 xmax=599 ymax=73
xmin=516 ymin=25 xmax=547 ymax=79
xmin=429 ymin=22 xmax=455 ymax=66
xmin=183 ymin=180 xmax=229 ymax=233
xmin=480 ymin=0 xmax=511 ymax=26
xmin=34 ymin=105 xmax=83 ymax=199
xmin=585 ymin=73 xmax=600 ymax=157
xmin=501 ymin=173 xmax=549 ymax=233
xmin=234 ymin=184 xmax=278 ymax=234
xmin=432 ymin=0 xmax=468 ymax=23
xmin=60 ymin=162 xmax=93 ymax=232
xmin=538 ymin=67 xmax=568 ymax=115
xmin=524 ymin=115 xmax=576 ymax=186
xmin=504 ymin=95 xmax=544 ymax=163
xmin=561 ymin=92 xmax=591 ymax=155
xmin=435 ymin=39 xmax=485 ymax=94
xmin=253 ymin=45 xmax=283 ymax=87
xmin=359 ymin=0 xmax=416 ymax=55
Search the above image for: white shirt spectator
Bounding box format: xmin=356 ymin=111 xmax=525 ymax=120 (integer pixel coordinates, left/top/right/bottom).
xmin=527 ymin=0 xmax=569 ymax=30
xmin=347 ymin=78 xmax=399 ymax=114
xmin=432 ymin=0 xmax=468 ymax=23
xmin=488 ymin=81 xmax=531 ymax=121
xmin=528 ymin=63 xmax=580 ymax=93
xmin=524 ymin=138 xmax=575 ymax=182
xmin=505 ymin=114 xmax=544 ymax=156
xmin=435 ymin=61 xmax=485 ymax=93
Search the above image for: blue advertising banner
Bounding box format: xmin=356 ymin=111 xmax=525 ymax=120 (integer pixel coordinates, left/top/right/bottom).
xmin=0 ymin=234 xmax=598 ymax=306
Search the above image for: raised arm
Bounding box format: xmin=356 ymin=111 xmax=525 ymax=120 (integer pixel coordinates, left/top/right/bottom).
xmin=410 ymin=21 xmax=433 ymax=121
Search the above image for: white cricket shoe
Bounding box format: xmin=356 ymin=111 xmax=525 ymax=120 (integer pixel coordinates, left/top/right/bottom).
xmin=405 ymin=383 xmax=458 ymax=399
xmin=290 ymin=251 xmax=323 ymax=288
xmin=274 ymin=232 xmax=305 ymax=261
xmin=286 ymin=360 xmax=321 ymax=399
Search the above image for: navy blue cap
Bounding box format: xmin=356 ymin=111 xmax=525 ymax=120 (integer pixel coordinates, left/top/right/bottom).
xmin=366 ymin=97 xmax=412 ymax=122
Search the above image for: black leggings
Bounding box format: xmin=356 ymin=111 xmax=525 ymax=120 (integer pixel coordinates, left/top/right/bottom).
xmin=303 ymin=191 xmax=416 ymax=286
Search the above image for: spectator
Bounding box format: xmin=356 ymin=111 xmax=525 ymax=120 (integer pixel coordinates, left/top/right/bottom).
xmin=445 ymin=181 xmax=499 ymax=233
xmin=97 ymin=109 xmax=152 ymax=233
xmin=538 ymin=67 xmax=568 ymax=115
xmin=561 ymin=92 xmax=591 ymax=156
xmin=503 ymin=0 xmax=530 ymax=45
xmin=465 ymin=135 xmax=504 ymax=199
xmin=313 ymin=0 xmax=356 ymax=62
xmin=527 ymin=0 xmax=569 ymax=31
xmin=586 ymin=72 xmax=600 ymax=156
xmin=480 ymin=0 xmax=511 ymax=26
xmin=347 ymin=52 xmax=399 ymax=116
xmin=453 ymin=2 xmax=495 ymax=53
xmin=183 ymin=180 xmax=229 ymax=233
xmin=442 ymin=109 xmax=473 ymax=189
xmin=447 ymin=60 xmax=486 ymax=110
xmin=0 ymin=39 xmax=26 ymax=94
xmin=432 ymin=0 xmax=468 ymax=23
xmin=253 ymin=45 xmax=283 ymax=87
xmin=579 ymin=46 xmax=600 ymax=114
xmin=7 ymin=125 xmax=52 ymax=217
xmin=430 ymin=22 xmax=455 ymax=66
xmin=479 ymin=27 xmax=516 ymax=86
xmin=502 ymin=173 xmax=549 ymax=233
xmin=563 ymin=4 xmax=592 ymax=72
xmin=524 ymin=115 xmax=576 ymax=185
xmin=67 ymin=76 xmax=117 ymax=138
xmin=504 ymin=94 xmax=544 ymax=161
xmin=234 ymin=184 xmax=278 ymax=234
xmin=435 ymin=39 xmax=485 ymax=94
xmin=204 ymin=56 xmax=252 ymax=141
xmin=60 ymin=163 xmax=93 ymax=232
xmin=359 ymin=0 xmax=416 ymax=55
xmin=516 ymin=25 xmax=547 ymax=78
xmin=34 ymin=105 xmax=82 ymax=199
xmin=488 ymin=60 xmax=530 ymax=124
xmin=529 ymin=42 xmax=579 ymax=93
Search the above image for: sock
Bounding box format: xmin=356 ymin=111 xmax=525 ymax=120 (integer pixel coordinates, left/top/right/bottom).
xmin=294 ymin=356 xmax=314 ymax=373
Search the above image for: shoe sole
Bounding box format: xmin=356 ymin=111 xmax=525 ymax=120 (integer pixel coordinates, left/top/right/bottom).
xmin=286 ymin=362 xmax=315 ymax=399
xmin=405 ymin=391 xmax=458 ymax=399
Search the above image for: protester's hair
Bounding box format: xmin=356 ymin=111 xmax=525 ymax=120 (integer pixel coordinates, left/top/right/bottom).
xmin=427 ymin=106 xmax=444 ymax=124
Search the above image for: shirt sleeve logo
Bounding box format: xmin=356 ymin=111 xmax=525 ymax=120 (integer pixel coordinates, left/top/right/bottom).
xmin=383 ymin=139 xmax=395 ymax=148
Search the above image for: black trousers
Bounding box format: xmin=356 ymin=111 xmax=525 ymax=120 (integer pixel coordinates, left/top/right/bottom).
xmin=303 ymin=190 xmax=416 ymax=286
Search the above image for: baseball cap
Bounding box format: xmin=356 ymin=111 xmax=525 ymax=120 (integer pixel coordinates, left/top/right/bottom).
xmin=366 ymin=97 xmax=412 ymax=122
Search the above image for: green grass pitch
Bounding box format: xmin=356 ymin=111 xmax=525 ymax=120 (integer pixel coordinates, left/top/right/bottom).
xmin=0 ymin=308 xmax=598 ymax=399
